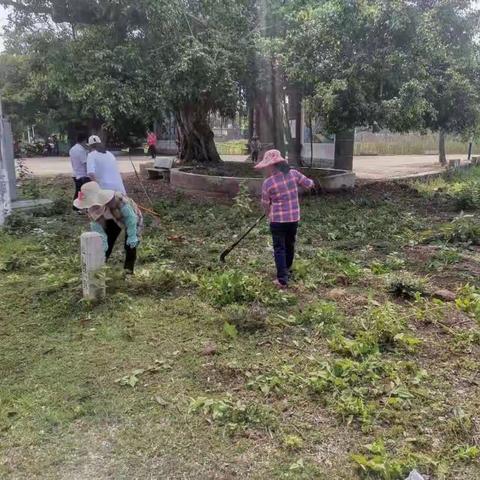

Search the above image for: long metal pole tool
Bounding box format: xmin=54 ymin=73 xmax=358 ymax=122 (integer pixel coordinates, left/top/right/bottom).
xmin=220 ymin=214 xmax=266 ymax=263
xmin=129 ymin=153 xmax=154 ymax=208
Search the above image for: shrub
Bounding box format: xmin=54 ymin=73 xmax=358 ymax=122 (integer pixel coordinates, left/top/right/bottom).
xmin=189 ymin=396 xmax=274 ymax=434
xmin=4 ymin=212 xmax=41 ymax=234
xmin=455 ymin=284 xmax=480 ymax=322
xmin=438 ymin=214 xmax=480 ymax=245
xmin=387 ymin=273 xmax=427 ymax=300
xmin=296 ymin=301 xmax=343 ymax=328
xmin=352 ymin=439 xmax=413 ymax=480
xmin=450 ymin=180 xmax=480 ymax=211
xmin=282 ymin=434 xmax=304 ymax=451
xmin=329 ymin=303 xmax=421 ymax=358
xmin=232 ymin=182 xmax=254 ymax=218
xmin=200 ymin=270 xmax=260 ymax=306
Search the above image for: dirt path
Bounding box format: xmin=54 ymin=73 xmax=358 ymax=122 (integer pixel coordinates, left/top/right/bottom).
xmin=22 ymin=153 xmax=468 ymax=180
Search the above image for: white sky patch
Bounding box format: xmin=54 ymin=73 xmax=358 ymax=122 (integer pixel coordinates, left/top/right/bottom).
xmin=0 ymin=5 xmax=8 ymax=51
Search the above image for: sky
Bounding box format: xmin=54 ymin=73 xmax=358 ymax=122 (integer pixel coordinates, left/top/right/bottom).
xmin=0 ymin=5 xmax=7 ymax=50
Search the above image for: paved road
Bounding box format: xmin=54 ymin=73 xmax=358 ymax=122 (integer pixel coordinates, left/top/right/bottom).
xmin=353 ymin=154 xmax=468 ymax=180
xmin=22 ymin=153 xmax=468 ymax=180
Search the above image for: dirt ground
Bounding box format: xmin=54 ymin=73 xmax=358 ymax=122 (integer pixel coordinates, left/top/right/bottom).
xmin=22 ymin=153 xmax=468 ymax=180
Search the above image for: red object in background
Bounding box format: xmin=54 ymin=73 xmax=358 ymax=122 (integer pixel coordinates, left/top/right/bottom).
xmin=147 ymin=132 xmax=157 ymax=146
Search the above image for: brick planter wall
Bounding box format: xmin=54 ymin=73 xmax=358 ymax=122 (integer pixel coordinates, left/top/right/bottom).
xmin=170 ymin=168 xmax=356 ymax=199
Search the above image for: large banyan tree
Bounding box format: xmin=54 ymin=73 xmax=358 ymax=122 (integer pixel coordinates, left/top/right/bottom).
xmin=2 ymin=0 xmax=479 ymax=167
xmin=0 ymin=0 xmax=256 ymax=163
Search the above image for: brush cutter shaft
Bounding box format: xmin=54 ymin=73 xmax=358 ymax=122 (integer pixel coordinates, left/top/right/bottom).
xmin=220 ymin=214 xmax=266 ymax=262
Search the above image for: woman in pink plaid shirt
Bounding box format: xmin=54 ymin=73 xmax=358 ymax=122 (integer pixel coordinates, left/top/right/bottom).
xmin=255 ymin=149 xmax=315 ymax=288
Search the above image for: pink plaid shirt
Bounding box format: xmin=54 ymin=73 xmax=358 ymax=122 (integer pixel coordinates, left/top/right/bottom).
xmin=261 ymin=169 xmax=314 ymax=223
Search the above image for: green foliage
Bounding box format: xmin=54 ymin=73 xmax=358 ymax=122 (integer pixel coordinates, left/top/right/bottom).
xmin=216 ymin=140 xmax=248 ymax=155
xmin=306 ymin=356 xmax=420 ymax=427
xmin=223 ymin=321 xmax=239 ymax=339
xmin=232 ymin=182 xmax=254 ymax=219
xmin=436 ymin=214 xmax=480 ymax=245
xmin=454 ymin=445 xmax=479 ymax=463
xmin=315 ymin=249 xmax=363 ymax=284
xmin=450 ymin=181 xmax=480 ymax=211
xmin=282 ymin=0 xmax=480 ymax=139
xmin=248 ymin=365 xmax=300 ymax=397
xmin=448 ymin=407 xmax=475 ymax=441
xmin=296 ymin=301 xmax=343 ymax=329
xmin=282 ymin=434 xmax=304 ymax=451
xmin=189 ymin=396 xmax=274 ymax=434
xmin=352 ymin=439 xmax=412 ymax=480
xmin=200 ymin=270 xmax=260 ymax=306
xmin=427 ymin=247 xmax=461 ymax=271
xmin=387 ymin=273 xmax=427 ymax=300
xmin=456 ymin=284 xmax=480 ymax=323
xmin=1 ymin=0 xmax=256 ymax=154
xmin=352 ymin=304 xmax=420 ymax=354
xmin=4 ymin=176 xmax=480 ymax=478
xmin=370 ymin=253 xmax=406 ymax=275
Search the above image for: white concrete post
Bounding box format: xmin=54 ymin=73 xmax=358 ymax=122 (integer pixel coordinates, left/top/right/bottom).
xmin=0 ymin=168 xmax=11 ymax=226
xmin=81 ymin=232 xmax=106 ymax=301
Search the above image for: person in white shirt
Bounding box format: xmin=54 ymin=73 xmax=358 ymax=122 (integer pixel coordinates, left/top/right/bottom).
xmin=86 ymin=135 xmax=126 ymax=195
xmin=70 ymin=134 xmax=90 ymax=211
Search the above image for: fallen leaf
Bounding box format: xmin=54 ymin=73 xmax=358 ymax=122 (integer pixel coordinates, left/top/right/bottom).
xmin=155 ymin=396 xmax=169 ymax=407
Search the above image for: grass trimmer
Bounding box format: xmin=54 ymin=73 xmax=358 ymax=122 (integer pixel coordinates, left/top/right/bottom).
xmin=220 ymin=214 xmax=266 ymax=263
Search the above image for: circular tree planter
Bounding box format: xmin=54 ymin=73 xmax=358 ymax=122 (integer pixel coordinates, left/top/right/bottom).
xmin=170 ymin=166 xmax=356 ymax=199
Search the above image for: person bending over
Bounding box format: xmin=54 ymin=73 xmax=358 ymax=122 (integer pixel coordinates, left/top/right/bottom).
xmin=74 ymin=181 xmax=143 ymax=274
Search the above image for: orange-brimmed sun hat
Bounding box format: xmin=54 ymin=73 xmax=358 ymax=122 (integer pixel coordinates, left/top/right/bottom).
xmin=254 ymin=149 xmax=288 ymax=169
xmin=73 ymin=181 xmax=114 ymax=210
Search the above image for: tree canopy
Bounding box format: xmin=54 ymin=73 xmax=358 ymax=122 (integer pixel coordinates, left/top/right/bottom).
xmin=0 ymin=0 xmax=256 ymax=159
xmin=1 ymin=0 xmax=479 ymax=163
xmin=281 ymin=1 xmax=479 ymax=132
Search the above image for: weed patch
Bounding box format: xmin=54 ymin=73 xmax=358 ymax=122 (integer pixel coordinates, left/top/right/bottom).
xmin=189 ymin=396 xmax=275 ymax=435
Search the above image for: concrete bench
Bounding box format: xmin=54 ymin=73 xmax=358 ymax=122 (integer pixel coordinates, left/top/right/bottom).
xmin=147 ymin=157 xmax=175 ymax=180
xmin=448 ymin=159 xmax=461 ymax=169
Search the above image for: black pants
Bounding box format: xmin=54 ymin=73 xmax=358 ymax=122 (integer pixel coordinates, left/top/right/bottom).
xmin=73 ymin=177 xmax=91 ymax=210
xmin=270 ymin=222 xmax=298 ymax=285
xmin=148 ymin=144 xmax=157 ymax=159
xmin=251 ymin=151 xmax=259 ymax=163
xmin=105 ymin=220 xmax=137 ymax=273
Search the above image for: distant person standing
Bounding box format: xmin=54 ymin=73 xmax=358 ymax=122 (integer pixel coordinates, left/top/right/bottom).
xmin=70 ymin=134 xmax=90 ymax=211
xmin=87 ymin=135 xmax=126 ymax=194
xmin=147 ymin=130 xmax=157 ymax=159
xmin=52 ymin=135 xmax=60 ymax=156
xmin=249 ymin=135 xmax=262 ymax=163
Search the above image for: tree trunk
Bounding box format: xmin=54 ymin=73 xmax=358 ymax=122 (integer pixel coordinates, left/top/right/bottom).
xmin=334 ymin=130 xmax=355 ymax=171
xmin=286 ymin=87 xmax=303 ymax=166
xmin=248 ymin=104 xmax=254 ymax=139
xmin=176 ymin=105 xmax=221 ymax=163
xmin=439 ymin=129 xmax=447 ymax=166
xmin=270 ymin=57 xmax=286 ymax=156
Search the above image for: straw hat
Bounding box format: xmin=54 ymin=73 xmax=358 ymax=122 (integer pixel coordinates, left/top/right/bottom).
xmin=254 ymin=149 xmax=288 ymax=169
xmin=73 ymin=181 xmax=114 ymax=210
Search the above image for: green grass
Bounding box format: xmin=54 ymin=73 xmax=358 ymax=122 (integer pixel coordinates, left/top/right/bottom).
xmin=1 ymin=171 xmax=480 ymax=479
xmin=216 ymin=139 xmax=249 ymax=155
xmin=355 ymin=135 xmax=471 ymax=156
